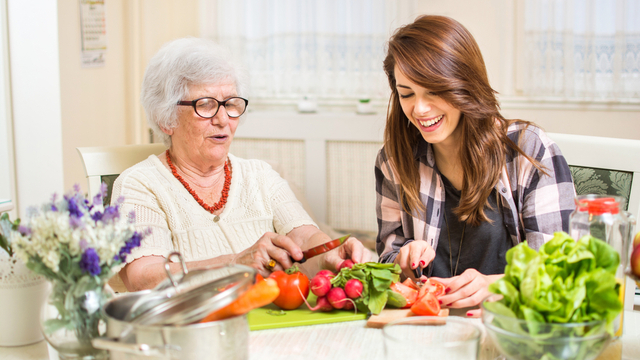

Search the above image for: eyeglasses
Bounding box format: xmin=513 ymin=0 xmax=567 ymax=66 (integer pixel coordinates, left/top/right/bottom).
xmin=177 ymin=97 xmax=249 ymax=119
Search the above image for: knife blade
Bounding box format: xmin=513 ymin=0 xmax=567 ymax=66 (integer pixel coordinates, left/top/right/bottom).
xmin=293 ymin=234 xmax=351 ymax=264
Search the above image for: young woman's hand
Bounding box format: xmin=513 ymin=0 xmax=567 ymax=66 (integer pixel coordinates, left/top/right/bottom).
xmin=393 ymin=240 xmax=435 ymax=281
xmin=430 ymin=269 xmax=503 ymax=317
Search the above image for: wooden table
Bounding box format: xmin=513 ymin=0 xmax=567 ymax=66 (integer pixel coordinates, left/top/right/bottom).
xmin=1 ymin=311 xmax=639 ymax=360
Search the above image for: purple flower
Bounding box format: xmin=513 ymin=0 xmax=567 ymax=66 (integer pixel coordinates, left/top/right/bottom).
xmin=93 ymin=183 xmax=108 ymax=207
xmin=66 ymin=195 xmax=84 ymax=219
xmin=18 ymin=225 xmax=31 ymax=236
xmin=117 ymin=231 xmax=144 ymax=261
xmin=69 ymin=216 xmax=84 ymax=229
xmin=91 ymin=211 xmax=103 ymax=222
xmin=127 ymin=211 xmax=136 ymax=224
xmin=79 ymin=248 xmax=101 ymax=276
xmin=101 ymin=205 xmax=120 ymax=223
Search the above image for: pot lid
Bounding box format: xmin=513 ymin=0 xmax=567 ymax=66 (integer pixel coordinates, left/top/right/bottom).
xmin=125 ymin=252 xmax=256 ymax=326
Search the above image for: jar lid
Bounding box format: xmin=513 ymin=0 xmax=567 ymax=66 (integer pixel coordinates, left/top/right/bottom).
xmin=125 ymin=252 xmax=256 ymax=326
xmin=576 ymin=197 xmax=620 ymax=215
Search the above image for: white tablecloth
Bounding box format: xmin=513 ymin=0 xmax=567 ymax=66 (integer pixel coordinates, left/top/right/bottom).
xmin=2 ymin=311 xmax=639 ymax=360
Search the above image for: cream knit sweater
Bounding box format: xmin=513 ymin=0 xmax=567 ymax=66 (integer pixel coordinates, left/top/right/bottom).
xmin=111 ymin=153 xmax=317 ymax=263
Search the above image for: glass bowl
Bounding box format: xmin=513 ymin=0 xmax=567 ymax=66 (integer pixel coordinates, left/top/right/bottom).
xmin=382 ymin=316 xmax=481 ymax=360
xmin=481 ymin=295 xmax=611 ymax=360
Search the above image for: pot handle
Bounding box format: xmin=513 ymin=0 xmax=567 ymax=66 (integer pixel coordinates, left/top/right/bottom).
xmin=165 ymin=252 xmax=188 ymax=287
xmin=92 ymin=337 xmax=181 ymax=358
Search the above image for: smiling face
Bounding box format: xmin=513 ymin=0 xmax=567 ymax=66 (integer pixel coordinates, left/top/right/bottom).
xmin=163 ymin=79 xmax=239 ymax=169
xmin=394 ymin=65 xmax=462 ymax=148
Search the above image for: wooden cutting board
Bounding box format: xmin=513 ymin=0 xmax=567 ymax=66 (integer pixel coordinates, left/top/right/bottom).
xmin=366 ymin=308 xmax=449 ymax=328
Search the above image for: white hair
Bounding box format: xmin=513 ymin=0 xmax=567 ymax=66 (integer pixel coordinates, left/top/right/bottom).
xmin=140 ymin=37 xmax=249 ymax=147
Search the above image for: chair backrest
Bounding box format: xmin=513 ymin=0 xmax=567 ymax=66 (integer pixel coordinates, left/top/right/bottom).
xmin=77 ymin=143 xmax=167 ymax=204
xmin=548 ymin=132 xmax=640 ymax=311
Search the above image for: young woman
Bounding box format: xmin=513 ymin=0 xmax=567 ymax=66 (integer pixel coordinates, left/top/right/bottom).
xmin=375 ymin=15 xmax=575 ymax=316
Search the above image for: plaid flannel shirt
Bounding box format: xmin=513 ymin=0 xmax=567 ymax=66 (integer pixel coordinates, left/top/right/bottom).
xmin=375 ymin=122 xmax=576 ymax=265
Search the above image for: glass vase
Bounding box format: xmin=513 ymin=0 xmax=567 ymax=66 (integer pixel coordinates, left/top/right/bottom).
xmin=41 ymin=280 xmax=112 ymax=360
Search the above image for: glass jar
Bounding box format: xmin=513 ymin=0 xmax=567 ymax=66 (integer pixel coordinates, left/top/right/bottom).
xmin=568 ymin=195 xmax=634 ymax=338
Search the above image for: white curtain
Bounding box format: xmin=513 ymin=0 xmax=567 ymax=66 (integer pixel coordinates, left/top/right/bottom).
xmin=210 ymin=0 xmax=417 ymax=102
xmin=523 ymin=0 xmax=640 ymax=100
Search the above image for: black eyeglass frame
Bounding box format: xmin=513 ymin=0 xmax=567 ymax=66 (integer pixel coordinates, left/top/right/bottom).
xmin=177 ymin=96 xmax=249 ymax=119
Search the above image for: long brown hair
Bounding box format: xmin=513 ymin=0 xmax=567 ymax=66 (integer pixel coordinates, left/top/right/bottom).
xmin=383 ymin=15 xmax=544 ymax=225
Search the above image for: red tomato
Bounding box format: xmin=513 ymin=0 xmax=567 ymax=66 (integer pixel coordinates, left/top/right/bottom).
xmin=390 ymin=282 xmax=418 ymax=308
xmin=268 ymin=268 xmax=310 ymax=310
xmin=411 ymin=292 xmax=440 ymax=316
xmin=418 ymin=278 xmax=446 ymax=300
xmin=401 ymin=278 xmax=420 ymax=291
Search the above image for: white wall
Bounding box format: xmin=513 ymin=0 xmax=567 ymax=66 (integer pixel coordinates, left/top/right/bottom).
xmin=58 ymin=0 xmax=129 ymax=194
xmin=58 ymin=0 xmax=199 ymax=194
xmin=0 ymin=0 xmax=13 ymax=205
xmin=8 ymin=1 xmax=64 ymax=216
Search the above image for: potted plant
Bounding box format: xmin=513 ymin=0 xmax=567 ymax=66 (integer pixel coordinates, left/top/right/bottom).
xmin=0 ymin=213 xmax=48 ymax=347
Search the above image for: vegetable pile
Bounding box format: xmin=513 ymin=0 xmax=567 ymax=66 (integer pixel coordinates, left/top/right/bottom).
xmin=305 ymin=262 xmax=402 ymax=314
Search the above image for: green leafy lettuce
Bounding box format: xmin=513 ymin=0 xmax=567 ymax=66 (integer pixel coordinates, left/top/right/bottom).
xmin=330 ymin=262 xmax=401 ymax=315
xmin=487 ymin=232 xmax=622 ymax=327
xmin=484 ymin=232 xmax=622 ymax=359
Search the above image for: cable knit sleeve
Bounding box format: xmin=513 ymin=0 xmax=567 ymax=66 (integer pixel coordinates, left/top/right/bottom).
xmin=111 ymin=156 xmax=175 ymax=262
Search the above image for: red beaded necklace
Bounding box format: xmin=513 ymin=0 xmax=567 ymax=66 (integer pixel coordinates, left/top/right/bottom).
xmin=165 ymin=149 xmax=232 ymax=213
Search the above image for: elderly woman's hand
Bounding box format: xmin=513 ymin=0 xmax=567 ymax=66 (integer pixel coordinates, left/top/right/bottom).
xmin=321 ymin=236 xmax=372 ymax=271
xmin=231 ymin=232 xmax=304 ymax=277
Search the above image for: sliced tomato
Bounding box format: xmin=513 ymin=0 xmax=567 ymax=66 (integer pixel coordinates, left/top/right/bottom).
xmin=390 ymin=282 xmax=418 ymax=308
xmin=418 ymin=278 xmax=446 ymax=300
xmin=411 ymin=292 xmax=440 ymax=316
xmin=401 ymin=278 xmax=420 ymax=291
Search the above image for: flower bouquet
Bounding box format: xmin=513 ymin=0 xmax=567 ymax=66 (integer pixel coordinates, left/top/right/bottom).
xmin=7 ymin=184 xmax=149 ymax=359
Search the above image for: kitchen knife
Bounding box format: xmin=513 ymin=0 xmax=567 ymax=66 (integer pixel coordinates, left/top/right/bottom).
xmin=293 ymin=234 xmax=351 ymax=264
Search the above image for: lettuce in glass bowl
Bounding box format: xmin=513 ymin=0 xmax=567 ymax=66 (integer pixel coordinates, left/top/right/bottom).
xmin=482 ymin=232 xmax=622 ymax=360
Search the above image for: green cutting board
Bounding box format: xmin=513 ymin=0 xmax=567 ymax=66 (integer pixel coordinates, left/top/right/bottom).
xmin=247 ymin=294 xmax=368 ymax=330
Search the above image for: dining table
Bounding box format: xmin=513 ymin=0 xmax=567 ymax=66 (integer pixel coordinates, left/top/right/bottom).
xmin=1 ymin=310 xmax=638 ymax=360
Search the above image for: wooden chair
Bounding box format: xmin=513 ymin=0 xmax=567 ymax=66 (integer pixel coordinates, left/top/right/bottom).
xmin=77 ymin=143 xmax=167 ymax=292
xmin=548 ymin=132 xmax=640 ymax=311
xmin=77 ymin=143 xmax=167 ymax=203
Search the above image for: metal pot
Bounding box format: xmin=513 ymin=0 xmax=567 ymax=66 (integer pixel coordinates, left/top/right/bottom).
xmin=93 ymin=290 xmax=249 ymax=360
xmin=92 ymin=253 xmax=255 ymax=359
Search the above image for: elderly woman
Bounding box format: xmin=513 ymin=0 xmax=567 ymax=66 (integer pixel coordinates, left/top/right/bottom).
xmin=112 ymin=38 xmax=370 ymax=291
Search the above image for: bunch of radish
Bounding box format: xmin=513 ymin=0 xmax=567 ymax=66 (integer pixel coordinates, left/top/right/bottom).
xmin=304 ymin=260 xmax=363 ymax=312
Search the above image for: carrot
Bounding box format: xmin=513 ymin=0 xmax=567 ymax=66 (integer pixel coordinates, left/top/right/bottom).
xmin=200 ymin=277 xmax=280 ymax=322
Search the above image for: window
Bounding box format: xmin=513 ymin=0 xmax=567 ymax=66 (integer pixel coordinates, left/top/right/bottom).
xmin=204 ymin=0 xmax=418 ymax=105
xmin=523 ymin=0 xmax=640 ymax=101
